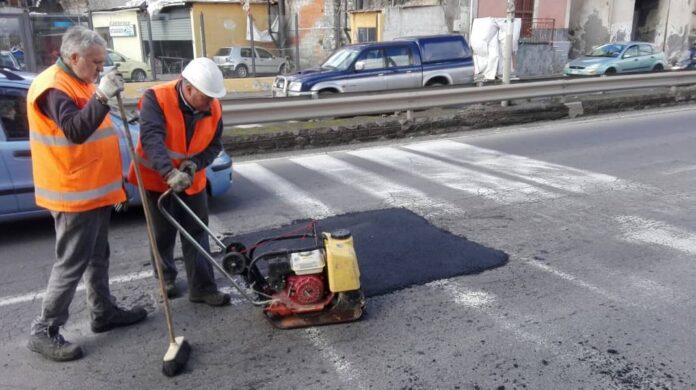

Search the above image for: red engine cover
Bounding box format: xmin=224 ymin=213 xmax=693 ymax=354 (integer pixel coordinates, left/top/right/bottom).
xmin=286 ymin=274 xmax=325 ymax=305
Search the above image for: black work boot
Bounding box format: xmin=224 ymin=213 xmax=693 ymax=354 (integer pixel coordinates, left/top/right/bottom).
xmin=28 ymin=326 xmax=83 ymax=362
xmin=189 ymin=290 xmax=230 ymax=307
xmin=91 ymin=306 xmax=148 ymax=333
xmin=165 ymin=280 xmax=180 ymax=299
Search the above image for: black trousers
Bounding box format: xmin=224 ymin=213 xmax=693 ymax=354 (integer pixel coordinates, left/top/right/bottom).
xmin=146 ymin=190 xmax=218 ymax=294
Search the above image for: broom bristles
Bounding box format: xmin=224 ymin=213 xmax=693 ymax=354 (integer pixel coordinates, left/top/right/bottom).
xmin=162 ymin=337 xmax=191 ymax=377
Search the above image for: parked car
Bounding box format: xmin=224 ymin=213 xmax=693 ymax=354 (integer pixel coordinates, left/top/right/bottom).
xmin=213 ymin=46 xmax=290 ymax=78
xmin=107 ymin=49 xmax=151 ymax=82
xmin=272 ymin=34 xmax=474 ymax=97
xmin=564 ymin=41 xmax=666 ymax=77
xmin=0 ymin=50 xmax=21 ymax=71
xmin=0 ymin=70 xmax=232 ymax=223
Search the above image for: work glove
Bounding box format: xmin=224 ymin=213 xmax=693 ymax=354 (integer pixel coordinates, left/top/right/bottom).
xmin=165 ymin=168 xmax=192 ymax=193
xmin=179 ymin=160 xmax=197 ymax=179
xmin=113 ymin=183 xmax=130 ymax=213
xmin=114 ymin=201 xmax=129 ymax=213
xmin=96 ymin=69 xmax=125 ymax=101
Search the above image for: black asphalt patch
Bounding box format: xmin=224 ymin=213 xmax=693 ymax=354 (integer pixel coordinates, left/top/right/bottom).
xmin=230 ymin=208 xmax=508 ymax=297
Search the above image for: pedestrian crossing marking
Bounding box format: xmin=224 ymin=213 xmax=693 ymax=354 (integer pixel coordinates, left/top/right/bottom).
xmin=617 ymin=215 xmax=696 ymax=256
xmin=235 ymin=162 xmax=335 ymax=219
xmin=404 ymin=140 xmax=623 ymax=193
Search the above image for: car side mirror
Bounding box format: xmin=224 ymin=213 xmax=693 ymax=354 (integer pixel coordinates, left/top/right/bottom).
xmin=355 ymin=61 xmax=366 ymax=71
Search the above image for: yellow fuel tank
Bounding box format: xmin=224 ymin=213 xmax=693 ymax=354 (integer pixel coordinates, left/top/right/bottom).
xmin=323 ymin=230 xmax=361 ymax=292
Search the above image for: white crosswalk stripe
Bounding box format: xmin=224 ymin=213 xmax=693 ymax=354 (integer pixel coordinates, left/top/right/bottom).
xmin=235 ymin=162 xmax=335 ymax=219
xmin=349 ymin=146 xmax=556 ymax=204
xmin=616 ymin=215 xmax=696 ymax=255
xmin=404 ymin=140 xmax=625 ymax=193
xmin=291 ymin=153 xmax=466 ymax=220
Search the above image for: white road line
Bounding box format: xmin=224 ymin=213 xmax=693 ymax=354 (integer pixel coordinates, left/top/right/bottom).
xmin=291 ymin=154 xmax=465 ymax=219
xmin=430 ymin=280 xmax=550 ymax=347
xmin=349 ymin=146 xmax=556 ymax=204
xmin=0 ymin=270 xmax=153 ymax=308
xmin=405 ymin=140 xmax=624 ymax=193
xmin=617 ymin=215 xmax=696 ymax=255
xmin=523 ymin=258 xmax=618 ymax=302
xmin=304 ymin=327 xmax=368 ymax=390
xmin=524 ymin=257 xmax=680 ymax=307
xmin=235 ymin=162 xmax=335 ymax=219
xmin=661 ymin=164 xmax=696 ymax=176
xmin=208 ymin=213 xmax=227 ymax=233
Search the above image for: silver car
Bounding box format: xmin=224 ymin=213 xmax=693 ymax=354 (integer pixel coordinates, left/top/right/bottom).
xmin=213 ymin=47 xmax=290 ymax=78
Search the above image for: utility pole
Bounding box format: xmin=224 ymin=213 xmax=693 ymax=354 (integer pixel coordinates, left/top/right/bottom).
xmin=501 ymin=0 xmax=514 ymax=107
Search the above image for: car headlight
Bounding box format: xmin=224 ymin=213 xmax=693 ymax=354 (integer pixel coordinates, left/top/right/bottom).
xmin=585 ymin=64 xmax=600 ymax=70
xmin=288 ymin=81 xmax=302 ymax=92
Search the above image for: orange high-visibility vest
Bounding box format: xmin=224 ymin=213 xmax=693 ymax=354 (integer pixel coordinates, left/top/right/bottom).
xmin=128 ymin=80 xmax=221 ymax=195
xmin=27 ymin=64 xmax=125 ymax=212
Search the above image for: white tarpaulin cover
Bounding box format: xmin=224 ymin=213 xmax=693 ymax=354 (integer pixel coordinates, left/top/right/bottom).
xmin=245 ymin=16 xmax=277 ymax=42
xmin=470 ymin=17 xmax=521 ymax=80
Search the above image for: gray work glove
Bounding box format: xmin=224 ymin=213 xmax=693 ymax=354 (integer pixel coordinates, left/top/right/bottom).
xmin=165 ymin=168 xmax=192 ymax=193
xmin=179 ymin=160 xmax=197 ymax=178
xmin=96 ymin=69 xmax=125 ymax=101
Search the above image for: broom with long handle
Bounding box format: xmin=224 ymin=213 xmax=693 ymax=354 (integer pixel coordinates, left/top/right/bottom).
xmin=116 ymin=93 xmax=190 ymax=377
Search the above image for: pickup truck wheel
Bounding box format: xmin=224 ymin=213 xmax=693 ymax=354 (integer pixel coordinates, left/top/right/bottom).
xmin=426 ymin=82 xmax=445 ymax=87
xmin=236 ymin=65 xmax=249 ymax=78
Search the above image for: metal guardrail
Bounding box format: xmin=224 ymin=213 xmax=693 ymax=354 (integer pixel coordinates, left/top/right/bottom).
xmin=220 ymin=72 xmax=696 ymax=126
xmin=122 ymin=72 xmax=696 ymax=126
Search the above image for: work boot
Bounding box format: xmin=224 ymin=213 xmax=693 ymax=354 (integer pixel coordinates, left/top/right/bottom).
xmin=165 ymin=280 xmax=180 ymax=299
xmin=28 ymin=326 xmax=83 ymax=362
xmin=91 ymin=305 xmax=148 ymax=333
xmin=189 ymin=290 xmax=230 ymax=307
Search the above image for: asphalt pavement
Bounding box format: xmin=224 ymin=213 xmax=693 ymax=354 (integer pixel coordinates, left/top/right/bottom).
xmin=1 ymin=105 xmax=696 ymax=389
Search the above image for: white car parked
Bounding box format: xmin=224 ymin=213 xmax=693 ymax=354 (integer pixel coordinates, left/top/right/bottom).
xmin=213 ymin=46 xmax=290 ymax=78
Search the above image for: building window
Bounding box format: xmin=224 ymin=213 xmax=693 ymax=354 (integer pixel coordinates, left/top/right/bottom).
xmin=515 ymin=0 xmax=534 ymax=37
xmin=357 ymin=27 xmax=376 ymax=43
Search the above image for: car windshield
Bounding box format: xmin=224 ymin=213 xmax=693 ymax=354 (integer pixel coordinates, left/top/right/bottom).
xmin=0 ymin=53 xmax=19 ymax=70
xmin=321 ymin=48 xmax=360 ymax=70
xmin=587 ymin=44 xmax=625 ymax=58
xmin=215 ymin=48 xmax=231 ymax=56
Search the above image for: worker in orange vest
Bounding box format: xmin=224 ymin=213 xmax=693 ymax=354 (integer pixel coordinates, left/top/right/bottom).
xmin=128 ymin=57 xmax=230 ymax=306
xmin=26 ymin=26 xmax=147 ymax=362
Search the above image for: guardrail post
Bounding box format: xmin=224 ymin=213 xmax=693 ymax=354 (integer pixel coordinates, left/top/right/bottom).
xmin=502 ymin=0 xmax=515 ymax=107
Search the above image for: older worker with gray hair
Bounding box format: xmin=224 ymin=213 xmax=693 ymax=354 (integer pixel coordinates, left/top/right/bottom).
xmin=26 ymin=25 xmax=147 ymax=362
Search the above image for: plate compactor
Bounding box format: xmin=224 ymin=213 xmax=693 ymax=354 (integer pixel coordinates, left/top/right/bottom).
xmin=157 ymin=191 xmax=366 ymax=329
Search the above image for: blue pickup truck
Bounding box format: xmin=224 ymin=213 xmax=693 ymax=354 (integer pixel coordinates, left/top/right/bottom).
xmin=272 ymin=34 xmax=474 ymax=97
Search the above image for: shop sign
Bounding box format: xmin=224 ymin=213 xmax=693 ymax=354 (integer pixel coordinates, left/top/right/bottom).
xmin=109 ymin=23 xmax=136 ymax=37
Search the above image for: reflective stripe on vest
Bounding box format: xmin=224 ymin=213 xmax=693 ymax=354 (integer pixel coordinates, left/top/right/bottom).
xmin=134 ymin=148 xmax=189 ymax=170
xmin=29 ymin=126 xmax=117 ymax=146
xmin=35 ymin=178 xmax=122 ymax=202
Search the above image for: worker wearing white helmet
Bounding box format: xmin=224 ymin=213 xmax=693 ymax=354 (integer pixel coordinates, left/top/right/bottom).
xmin=128 ymin=57 xmax=230 ymax=306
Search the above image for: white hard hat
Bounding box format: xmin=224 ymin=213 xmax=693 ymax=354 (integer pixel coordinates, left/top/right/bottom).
xmin=181 ymin=57 xmax=226 ymax=98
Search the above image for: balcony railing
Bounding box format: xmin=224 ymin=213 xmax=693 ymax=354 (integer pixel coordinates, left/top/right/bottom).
xmin=519 ymin=18 xmax=555 ymax=44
